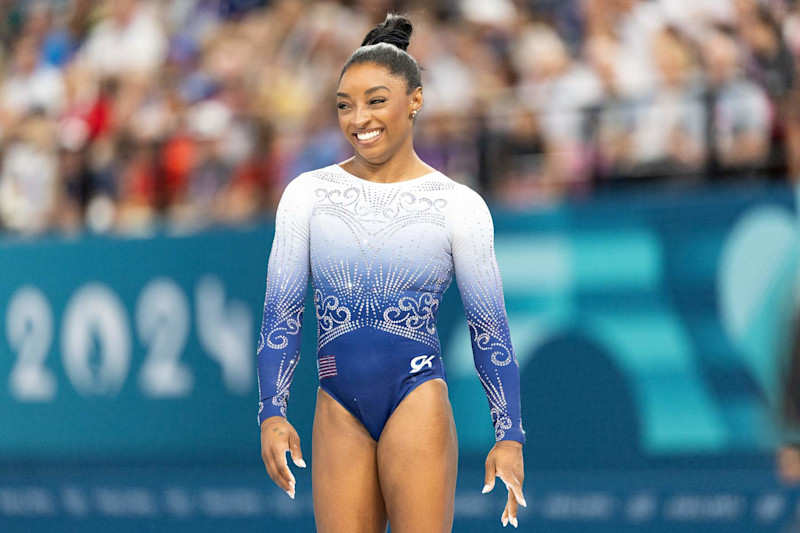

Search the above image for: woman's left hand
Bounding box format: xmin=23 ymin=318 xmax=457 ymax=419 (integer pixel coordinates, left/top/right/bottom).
xmin=483 ymin=440 xmax=525 ymax=528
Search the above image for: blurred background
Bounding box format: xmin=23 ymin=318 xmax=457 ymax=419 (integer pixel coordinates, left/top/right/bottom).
xmin=0 ymin=0 xmax=799 ymax=531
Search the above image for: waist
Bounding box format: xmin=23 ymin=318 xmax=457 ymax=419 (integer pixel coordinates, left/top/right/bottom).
xmin=317 ymin=325 xmax=439 ymax=356
xmin=316 ymin=338 xmax=443 ymax=383
xmin=317 ymin=317 xmax=440 ymax=351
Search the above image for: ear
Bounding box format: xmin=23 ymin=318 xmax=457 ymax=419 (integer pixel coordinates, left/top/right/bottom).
xmin=409 ymin=87 xmax=423 ymax=117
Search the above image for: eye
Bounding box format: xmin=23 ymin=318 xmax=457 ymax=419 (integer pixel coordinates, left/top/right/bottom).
xmin=337 ymin=102 xmax=349 ymax=110
xmin=369 ymin=97 xmax=386 ymax=105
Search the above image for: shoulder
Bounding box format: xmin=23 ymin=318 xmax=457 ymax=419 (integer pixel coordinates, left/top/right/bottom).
xmin=442 ymin=179 xmax=494 ymax=241
xmin=278 ymin=174 xmax=306 ymax=201
xmin=425 ymin=171 xmax=482 ymax=203
xmin=276 ymin=171 xmax=321 ymax=216
xmin=448 ymin=180 xmax=491 ymax=216
xmin=281 ymin=168 xmax=327 ymax=196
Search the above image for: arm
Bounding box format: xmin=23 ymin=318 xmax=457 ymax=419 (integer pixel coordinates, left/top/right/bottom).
xmin=257 ymin=176 xmax=311 ymax=423
xmin=257 ymin=175 xmax=311 ymax=497
xmin=451 ymin=185 xmax=526 ymax=526
xmin=451 ymin=186 xmax=525 ymax=444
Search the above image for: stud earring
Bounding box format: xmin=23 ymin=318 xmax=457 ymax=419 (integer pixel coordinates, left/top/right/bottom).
xmin=410 ymin=109 xmax=418 ymax=118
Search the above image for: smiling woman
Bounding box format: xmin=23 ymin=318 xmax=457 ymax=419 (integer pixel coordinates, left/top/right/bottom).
xmin=335 ymin=63 xmax=421 ymax=172
xmin=257 ymin=13 xmax=526 ymax=533
xmin=335 ymin=15 xmax=426 ymax=179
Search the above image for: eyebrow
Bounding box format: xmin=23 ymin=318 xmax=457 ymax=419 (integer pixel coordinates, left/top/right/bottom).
xmin=336 ymin=85 xmax=392 ymax=98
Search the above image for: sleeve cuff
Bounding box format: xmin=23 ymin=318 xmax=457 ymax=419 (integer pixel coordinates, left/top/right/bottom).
xmin=257 ymin=396 xmax=288 ymax=426
xmin=497 ymin=425 xmax=526 ymax=444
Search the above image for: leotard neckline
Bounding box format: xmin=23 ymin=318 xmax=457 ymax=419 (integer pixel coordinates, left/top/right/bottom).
xmin=332 ymin=163 xmax=440 ymax=186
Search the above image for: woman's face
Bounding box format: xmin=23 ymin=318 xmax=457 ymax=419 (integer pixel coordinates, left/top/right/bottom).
xmin=336 ymin=62 xmax=422 ymax=166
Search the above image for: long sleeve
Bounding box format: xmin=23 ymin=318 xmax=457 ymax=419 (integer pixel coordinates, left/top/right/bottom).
xmin=450 ymin=185 xmax=525 ymax=443
xmin=256 ymin=176 xmax=311 ymax=425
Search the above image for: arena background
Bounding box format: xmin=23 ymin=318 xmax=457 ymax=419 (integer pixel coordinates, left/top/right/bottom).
xmin=0 ymin=0 xmax=799 ymax=532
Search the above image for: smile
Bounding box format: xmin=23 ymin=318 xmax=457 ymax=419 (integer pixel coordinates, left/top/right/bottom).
xmin=354 ymin=128 xmax=383 ymax=143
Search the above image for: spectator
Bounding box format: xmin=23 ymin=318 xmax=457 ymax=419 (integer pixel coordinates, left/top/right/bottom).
xmin=1 ymin=34 xmax=66 ymax=124
xmin=739 ymin=4 xmax=796 ymax=178
xmin=627 ymin=28 xmax=706 ymax=181
xmin=81 ymin=0 xmax=167 ymax=79
xmin=701 ymin=26 xmax=773 ymax=178
xmin=0 ymin=113 xmax=59 ymax=233
xmin=784 ymin=2 xmax=800 ymax=181
xmin=584 ymin=34 xmax=637 ymax=185
xmin=170 ymin=98 xmax=234 ymax=226
xmin=585 ymin=0 xmax=665 ymax=98
xmin=514 ymin=23 xmax=602 ymax=195
xmin=482 ymin=99 xmax=554 ymax=206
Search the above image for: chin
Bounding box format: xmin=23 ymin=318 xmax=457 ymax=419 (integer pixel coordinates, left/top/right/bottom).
xmin=355 ymin=148 xmax=391 ymax=165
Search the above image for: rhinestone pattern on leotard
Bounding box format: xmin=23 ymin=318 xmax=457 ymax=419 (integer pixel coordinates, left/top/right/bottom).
xmin=309 ymin=169 xmax=451 ymax=353
xmin=256 ymin=165 xmax=525 ymax=443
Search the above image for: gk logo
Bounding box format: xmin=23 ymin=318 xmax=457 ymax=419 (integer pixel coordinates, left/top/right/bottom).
xmin=410 ymin=355 xmax=436 ymax=374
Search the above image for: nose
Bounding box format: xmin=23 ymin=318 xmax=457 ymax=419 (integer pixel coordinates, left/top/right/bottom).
xmin=353 ymin=104 xmax=370 ymax=129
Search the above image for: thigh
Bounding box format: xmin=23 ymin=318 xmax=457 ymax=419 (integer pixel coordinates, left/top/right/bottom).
xmin=376 ymin=378 xmax=458 ymax=533
xmin=312 ymin=387 xmax=388 ymax=533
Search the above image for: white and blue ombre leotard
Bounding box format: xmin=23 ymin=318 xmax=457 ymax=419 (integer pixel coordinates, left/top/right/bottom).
xmin=256 ymin=164 xmax=525 ymax=443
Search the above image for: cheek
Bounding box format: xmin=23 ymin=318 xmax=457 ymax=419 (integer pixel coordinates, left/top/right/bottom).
xmin=385 ymin=104 xmax=411 ymax=131
xmin=337 ymin=114 xmax=350 ymax=135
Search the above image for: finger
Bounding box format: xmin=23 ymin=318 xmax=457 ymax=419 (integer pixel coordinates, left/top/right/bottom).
xmin=499 ymin=473 xmax=527 ymax=508
xmin=507 ymin=486 xmax=519 ymax=528
xmin=483 ymin=458 xmax=496 ymax=494
xmin=261 ymin=443 xmax=277 ymax=480
xmin=289 ymin=432 xmax=306 ymax=468
xmin=501 ymin=501 xmax=509 ymax=527
xmin=278 ymin=451 xmax=297 ymax=490
xmin=262 ymin=451 xmax=284 ymax=489
xmin=271 ymin=446 xmax=296 ymax=496
xmin=260 ymin=445 xmax=271 ymax=472
xmin=508 ymin=480 xmax=526 ymax=508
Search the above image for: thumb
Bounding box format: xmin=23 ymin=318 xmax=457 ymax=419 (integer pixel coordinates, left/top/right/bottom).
xmin=289 ymin=432 xmax=306 ymax=468
xmin=482 ymin=459 xmax=496 ymax=494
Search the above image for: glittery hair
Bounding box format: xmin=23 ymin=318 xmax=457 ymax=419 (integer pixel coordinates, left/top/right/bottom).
xmin=339 ymin=13 xmax=422 ymax=93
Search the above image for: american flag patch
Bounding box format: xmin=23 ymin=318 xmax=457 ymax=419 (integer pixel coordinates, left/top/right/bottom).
xmin=318 ymin=355 xmax=338 ymax=379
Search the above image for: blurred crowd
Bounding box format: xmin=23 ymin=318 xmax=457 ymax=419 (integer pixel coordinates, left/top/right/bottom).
xmin=0 ymin=0 xmax=798 ymax=234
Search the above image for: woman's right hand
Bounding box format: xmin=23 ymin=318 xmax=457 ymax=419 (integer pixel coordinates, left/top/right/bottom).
xmin=778 ymin=445 xmax=800 ymax=484
xmin=260 ymin=416 xmax=306 ymax=498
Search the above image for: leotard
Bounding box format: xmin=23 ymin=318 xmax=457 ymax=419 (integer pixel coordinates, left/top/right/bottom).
xmin=256 ymin=164 xmax=525 ymax=443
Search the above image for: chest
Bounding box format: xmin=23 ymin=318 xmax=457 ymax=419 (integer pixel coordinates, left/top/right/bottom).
xmin=308 ymin=183 xmax=452 ymax=266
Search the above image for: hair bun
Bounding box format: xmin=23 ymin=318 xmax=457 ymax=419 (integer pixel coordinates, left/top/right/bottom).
xmin=361 ymin=13 xmax=413 ymax=52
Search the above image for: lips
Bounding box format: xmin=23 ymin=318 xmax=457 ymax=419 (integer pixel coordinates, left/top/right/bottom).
xmin=353 ymin=128 xmax=383 ymax=145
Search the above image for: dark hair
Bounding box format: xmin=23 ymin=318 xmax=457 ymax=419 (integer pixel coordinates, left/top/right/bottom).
xmin=339 ymin=13 xmax=422 ymax=93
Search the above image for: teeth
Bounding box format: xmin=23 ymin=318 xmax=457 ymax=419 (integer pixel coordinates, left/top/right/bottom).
xmin=356 ymin=130 xmax=381 ymax=141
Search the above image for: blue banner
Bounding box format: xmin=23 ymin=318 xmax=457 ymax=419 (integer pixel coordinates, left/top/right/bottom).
xmin=0 ymin=228 xmax=271 ymax=460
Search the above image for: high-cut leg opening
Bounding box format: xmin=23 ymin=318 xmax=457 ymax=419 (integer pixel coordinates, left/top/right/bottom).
xmin=317 ymin=385 xmax=377 ymax=441
xmin=376 ymin=376 xmax=448 ymax=441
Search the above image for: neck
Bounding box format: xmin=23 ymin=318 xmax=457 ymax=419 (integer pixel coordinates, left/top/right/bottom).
xmin=345 ymin=140 xmax=431 ymax=183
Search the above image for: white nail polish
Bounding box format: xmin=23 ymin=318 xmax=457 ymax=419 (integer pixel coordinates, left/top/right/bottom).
xmin=294 ymin=459 xmax=307 ymax=468
xmin=519 ymin=496 xmax=527 ymax=507
xmin=482 ymin=484 xmax=492 ymax=494
xmin=511 ymin=517 xmax=518 ymax=528
xmin=501 ymin=516 xmax=508 ymax=527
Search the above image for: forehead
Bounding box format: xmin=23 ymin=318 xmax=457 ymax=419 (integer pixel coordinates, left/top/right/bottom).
xmin=337 ymin=62 xmax=406 ymax=92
